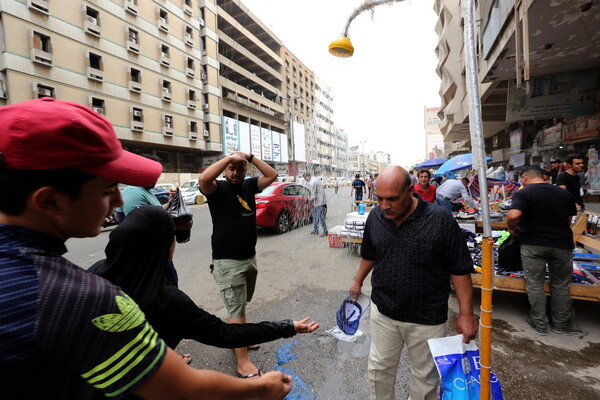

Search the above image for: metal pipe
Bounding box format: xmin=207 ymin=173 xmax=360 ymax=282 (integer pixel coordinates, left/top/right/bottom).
xmin=461 ymin=0 xmax=493 ymax=396
xmin=480 ymin=237 xmax=494 ymax=400
xmin=341 ymin=0 xmax=406 ymax=37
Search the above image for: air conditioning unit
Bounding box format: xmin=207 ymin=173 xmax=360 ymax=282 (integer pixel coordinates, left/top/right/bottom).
xmin=131 ymin=122 xmax=144 ymax=131
xmin=128 ymin=41 xmax=140 ymax=53
xmin=185 ymin=34 xmax=193 ymax=46
xmin=198 ymin=18 xmax=205 ymax=27
xmin=200 ymin=72 xmax=207 ymax=81
xmin=187 ymin=100 xmax=196 ymax=109
xmin=125 ymin=0 xmax=138 ymax=14
xmin=184 ymin=4 xmax=193 ymax=15
xmin=87 ymin=68 xmax=104 ymax=81
xmin=202 ymin=130 xmax=210 ymax=138
xmin=186 ymin=68 xmax=195 ymax=77
xmin=30 ymin=49 xmax=53 ymax=66
xmin=158 ymin=17 xmax=169 ymax=32
xmin=133 ymin=110 xmax=142 ymax=117
xmin=161 ymin=55 xmax=170 ymax=66
xmin=202 ymin=103 xmax=209 ymax=111
xmin=85 ymin=17 xmax=101 ymax=36
xmin=92 ymin=106 xmax=104 ymax=115
xmin=87 ymin=15 xmax=97 ymax=24
xmin=189 ymin=132 xmax=198 ymax=140
xmin=163 ymin=127 xmax=173 ymax=136
xmin=129 ymin=81 xmax=142 ymax=92
xmin=28 ymin=0 xmax=49 ymax=14
xmin=162 ymin=88 xmax=171 ymax=101
xmin=38 ymin=87 xmax=52 ymax=97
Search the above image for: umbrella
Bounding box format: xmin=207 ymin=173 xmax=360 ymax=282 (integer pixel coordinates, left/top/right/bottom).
xmin=414 ymin=158 xmax=446 ymax=169
xmin=436 ymin=153 xmax=492 ymax=175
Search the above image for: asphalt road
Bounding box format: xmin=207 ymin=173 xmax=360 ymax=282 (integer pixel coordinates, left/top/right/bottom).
xmin=64 ymin=186 xmax=600 ymax=399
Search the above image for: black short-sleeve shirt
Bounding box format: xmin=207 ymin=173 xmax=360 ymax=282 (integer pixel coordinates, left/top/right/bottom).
xmin=361 ymin=196 xmax=473 ymax=325
xmin=509 ymin=183 xmax=577 ymax=249
xmin=556 ymin=171 xmax=583 ymax=207
xmin=205 ymin=177 xmax=260 ymax=260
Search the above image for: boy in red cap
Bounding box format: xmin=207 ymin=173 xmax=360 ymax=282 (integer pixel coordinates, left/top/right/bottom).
xmin=0 ymin=98 xmax=291 ymax=399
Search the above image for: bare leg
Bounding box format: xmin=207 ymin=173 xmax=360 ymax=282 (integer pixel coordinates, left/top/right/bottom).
xmin=229 ymin=316 xmax=259 ymax=377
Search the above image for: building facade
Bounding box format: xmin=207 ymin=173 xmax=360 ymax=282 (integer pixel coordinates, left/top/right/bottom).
xmin=424 ymin=106 xmax=445 ymax=159
xmin=435 ymin=0 xmax=600 ymax=178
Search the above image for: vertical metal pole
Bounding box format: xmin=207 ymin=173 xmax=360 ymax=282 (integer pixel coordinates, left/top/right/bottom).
xmin=461 ymin=1 xmax=493 ymax=399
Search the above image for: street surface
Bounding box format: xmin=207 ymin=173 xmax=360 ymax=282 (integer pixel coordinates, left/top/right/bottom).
xmin=65 ymin=186 xmax=600 ymax=399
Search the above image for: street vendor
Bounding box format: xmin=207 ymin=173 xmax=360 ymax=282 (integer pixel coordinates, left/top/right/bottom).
xmin=436 ymin=177 xmax=479 ymax=213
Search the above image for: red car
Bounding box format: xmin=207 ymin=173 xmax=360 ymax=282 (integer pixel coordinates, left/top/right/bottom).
xmin=255 ymin=182 xmax=313 ymax=234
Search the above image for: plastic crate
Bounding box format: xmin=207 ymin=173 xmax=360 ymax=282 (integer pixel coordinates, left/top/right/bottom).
xmin=328 ymin=233 xmax=345 ymax=248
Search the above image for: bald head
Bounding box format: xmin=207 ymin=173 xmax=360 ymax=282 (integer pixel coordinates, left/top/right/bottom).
xmin=377 ymin=166 xmax=411 ymax=192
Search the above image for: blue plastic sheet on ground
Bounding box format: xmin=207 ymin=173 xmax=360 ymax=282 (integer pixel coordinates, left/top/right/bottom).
xmin=427 ymin=335 xmax=503 ymax=400
xmin=275 ymin=340 xmax=316 ymax=400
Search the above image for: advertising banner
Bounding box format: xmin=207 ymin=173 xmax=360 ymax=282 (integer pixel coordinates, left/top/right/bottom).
xmin=509 ymin=129 xmax=522 ymax=153
xmin=563 ymin=114 xmax=600 ymax=141
xmin=507 ymin=68 xmax=598 ymax=122
xmin=272 ymin=132 xmax=281 ymax=162
xmin=222 ymin=116 xmax=239 ymax=156
xmin=587 ymin=148 xmax=600 ymax=194
xmin=510 ymin=153 xmax=526 ymax=167
xmin=250 ymin=125 xmax=261 ymax=155
xmin=292 ymin=121 xmax=306 ymax=162
xmin=538 ymin=123 xmax=562 ymax=146
xmin=281 ymin=134 xmax=289 ymax=163
xmin=492 ymin=149 xmax=504 ymax=162
xmin=238 ymin=121 xmax=250 ymax=154
xmin=261 ymin=127 xmax=272 ymax=161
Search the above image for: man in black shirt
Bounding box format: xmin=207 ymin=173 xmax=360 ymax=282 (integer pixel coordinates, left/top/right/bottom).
xmin=507 ymin=166 xmax=581 ymax=335
xmin=349 ymin=166 xmax=477 ymax=400
xmin=549 ymin=158 xmax=562 ymax=184
xmin=557 ymin=154 xmax=585 ymax=209
xmin=352 ymin=173 xmax=366 ymax=201
xmin=199 ymin=151 xmax=277 ymax=379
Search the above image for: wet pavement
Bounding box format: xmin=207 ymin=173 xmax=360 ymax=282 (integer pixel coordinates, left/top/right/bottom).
xmin=65 ymin=186 xmax=600 ymax=399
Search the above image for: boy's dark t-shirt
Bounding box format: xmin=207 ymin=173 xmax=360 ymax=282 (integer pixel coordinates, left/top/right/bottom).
xmin=204 ymin=177 xmax=259 ymax=260
xmin=510 ymin=183 xmax=577 ymax=249
xmin=353 ymin=179 xmax=365 ymax=190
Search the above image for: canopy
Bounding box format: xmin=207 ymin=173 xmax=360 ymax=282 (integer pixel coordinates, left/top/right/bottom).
xmin=469 ymin=175 xmax=520 ymax=198
xmin=414 ymin=158 xmax=446 ymax=169
xmin=436 ymin=153 xmax=492 ymax=176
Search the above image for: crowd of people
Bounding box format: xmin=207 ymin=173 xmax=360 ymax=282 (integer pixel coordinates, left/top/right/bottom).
xmin=1 ymin=98 xmax=589 ymax=399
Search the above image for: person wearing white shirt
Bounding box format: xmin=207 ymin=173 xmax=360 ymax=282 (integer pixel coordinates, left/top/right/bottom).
xmin=436 ymin=178 xmax=478 ymax=213
xmin=305 ymin=173 xmax=328 ymax=237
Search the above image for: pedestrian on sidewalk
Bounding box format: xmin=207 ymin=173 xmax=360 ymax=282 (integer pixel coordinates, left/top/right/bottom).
xmin=349 ymin=165 xmax=477 ymax=400
xmin=507 ymin=166 xmax=582 ymax=335
xmin=305 ymin=172 xmax=328 ymax=237
xmin=199 ymin=151 xmax=278 ymax=379
xmin=0 ymin=98 xmax=292 ymax=399
xmin=413 ymin=169 xmax=436 ymax=203
xmin=557 ymin=154 xmax=585 ymax=210
xmin=352 ymin=173 xmax=366 ymax=202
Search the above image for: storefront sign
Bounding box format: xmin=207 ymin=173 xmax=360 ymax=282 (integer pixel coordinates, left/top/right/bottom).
xmin=563 ymin=114 xmax=600 ymax=141
xmin=538 ymin=123 xmax=562 ymax=145
xmin=507 ymin=68 xmax=598 ymax=122
xmin=509 ymin=129 xmax=522 ymax=153
xmin=222 ymin=116 xmax=239 ymax=156
xmin=261 ymin=128 xmax=272 ymax=161
xmin=510 ymin=153 xmax=525 ymax=167
xmin=492 ymin=149 xmax=504 ymax=162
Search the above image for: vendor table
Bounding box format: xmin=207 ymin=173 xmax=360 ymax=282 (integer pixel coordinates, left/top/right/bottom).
xmin=475 ymin=218 xmax=508 ymax=233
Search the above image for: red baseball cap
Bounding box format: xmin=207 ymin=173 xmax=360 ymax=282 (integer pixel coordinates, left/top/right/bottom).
xmin=0 ymin=98 xmax=162 ymax=186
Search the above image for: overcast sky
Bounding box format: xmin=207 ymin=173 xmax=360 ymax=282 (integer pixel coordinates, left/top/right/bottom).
xmin=240 ymin=0 xmax=441 ymax=167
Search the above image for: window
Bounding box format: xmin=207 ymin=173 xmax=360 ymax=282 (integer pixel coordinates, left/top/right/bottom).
xmin=90 ymin=97 xmax=105 ymax=115
xmin=84 ymin=7 xmax=101 ymax=36
xmin=28 ymin=0 xmax=49 ymax=14
xmin=163 ymin=115 xmax=173 ymax=136
xmin=87 ymin=52 xmax=103 ymax=81
xmin=35 ymin=83 xmax=55 ymax=98
xmin=187 ymin=89 xmax=197 ymax=109
xmin=128 ymin=28 xmax=139 ymax=53
xmin=160 ymin=44 xmax=170 ymax=66
xmin=130 ymin=67 xmax=141 ymax=83
xmin=131 ymin=107 xmax=143 ymax=131
xmin=184 ymin=0 xmax=193 ymax=15
xmin=185 ymin=25 xmax=194 ymax=46
xmin=31 ymin=31 xmax=53 ymax=65
xmin=186 ymin=57 xmax=195 ymax=77
xmin=158 ymin=9 xmax=169 ymax=32
xmin=162 ymin=80 xmax=172 ymax=101
xmin=189 ymin=120 xmax=198 ymax=139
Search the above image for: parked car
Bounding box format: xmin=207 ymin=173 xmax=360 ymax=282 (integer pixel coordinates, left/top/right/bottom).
xmin=155 ymin=183 xmax=177 ymax=192
xmin=181 ymin=185 xmax=204 ymax=205
xmin=180 ymin=179 xmax=198 ymax=190
xmin=149 ymin=187 xmax=170 ymax=205
xmin=255 ymin=182 xmax=313 ymax=234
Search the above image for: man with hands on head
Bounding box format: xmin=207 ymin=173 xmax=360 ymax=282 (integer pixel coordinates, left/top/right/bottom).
xmin=349 ymin=165 xmax=478 ymax=400
xmin=199 ymin=151 xmax=278 ymax=380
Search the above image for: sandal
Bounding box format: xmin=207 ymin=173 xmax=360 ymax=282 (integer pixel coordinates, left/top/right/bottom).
xmin=180 ymin=353 xmax=192 ymax=364
xmin=247 ymin=344 xmax=260 ymax=350
xmin=235 ymin=369 xmax=262 ymax=379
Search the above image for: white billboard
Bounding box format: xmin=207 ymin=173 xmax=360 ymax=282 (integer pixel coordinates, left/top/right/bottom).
xmin=222 ymin=116 xmax=239 ymax=156
xmin=261 ymin=127 xmax=272 ymax=161
xmin=292 ymin=121 xmax=306 ymax=162
xmin=281 ymin=133 xmax=289 ymax=163
xmin=238 ymin=121 xmax=251 ymax=154
xmin=250 ymin=125 xmax=261 ymax=155
xmin=272 ymin=132 xmax=281 ymax=162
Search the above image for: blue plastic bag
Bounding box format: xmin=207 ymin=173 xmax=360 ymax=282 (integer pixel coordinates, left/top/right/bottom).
xmin=427 ymin=335 xmax=503 ymax=400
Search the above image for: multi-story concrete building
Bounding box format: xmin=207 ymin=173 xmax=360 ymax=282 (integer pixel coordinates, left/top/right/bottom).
xmin=334 ymin=128 xmax=349 ymax=177
xmin=0 ymin=0 xmax=222 ymax=178
xmin=435 ymin=0 xmax=600 ymax=168
xmin=312 ymin=75 xmax=336 ymax=175
xmin=280 ymin=46 xmax=315 ymax=178
xmin=0 ymin=0 xmax=350 ymax=180
xmin=424 ymin=106 xmax=445 ymax=159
